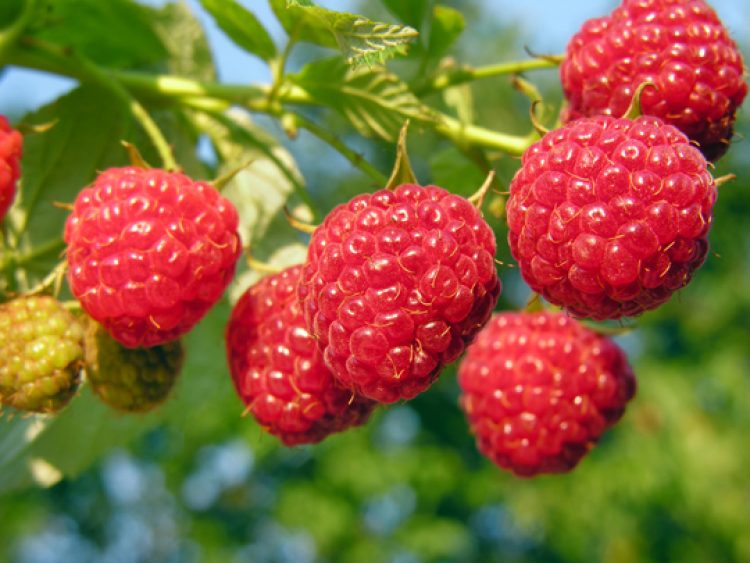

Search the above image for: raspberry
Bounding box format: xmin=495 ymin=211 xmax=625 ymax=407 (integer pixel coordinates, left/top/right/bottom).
xmin=458 ymin=311 xmax=636 ymax=477
xmin=0 ymin=296 xmax=84 ymax=414
xmin=0 ymin=116 xmax=23 ymax=221
xmin=84 ymin=321 xmax=184 ymax=413
xmin=298 ymin=184 xmax=501 ymax=404
xmin=64 ymin=167 xmax=241 ymax=348
xmin=506 ymin=115 xmax=715 ymax=319
xmin=560 ymin=0 xmax=747 ymax=161
xmin=226 ymin=266 xmax=375 ymax=446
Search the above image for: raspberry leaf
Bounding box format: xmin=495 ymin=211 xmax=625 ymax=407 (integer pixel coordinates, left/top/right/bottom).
xmin=270 ymin=0 xmax=418 ymax=67
xmin=379 ymin=0 xmax=430 ymax=29
xmin=291 ymin=57 xmax=434 ymax=142
xmin=199 ymin=0 xmax=277 ymax=62
xmin=31 ymin=0 xmax=168 ymax=69
xmin=150 ymin=1 xmax=216 ymax=81
xmin=427 ymin=6 xmax=465 ymax=60
xmin=6 ymin=86 xmax=130 ymax=287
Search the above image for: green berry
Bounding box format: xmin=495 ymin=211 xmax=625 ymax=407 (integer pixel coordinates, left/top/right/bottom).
xmin=84 ymin=322 xmax=184 ymax=413
xmin=0 ymin=296 xmax=84 ymax=414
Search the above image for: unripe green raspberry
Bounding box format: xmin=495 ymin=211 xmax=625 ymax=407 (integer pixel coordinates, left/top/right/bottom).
xmin=0 ymin=296 xmax=84 ymax=413
xmin=84 ymin=322 xmax=184 ymax=413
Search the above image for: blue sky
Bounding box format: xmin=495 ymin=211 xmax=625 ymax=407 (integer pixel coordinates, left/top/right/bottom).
xmin=0 ymin=0 xmax=746 ymax=116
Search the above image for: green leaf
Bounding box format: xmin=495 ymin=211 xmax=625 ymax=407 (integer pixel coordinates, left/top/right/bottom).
xmin=199 ymin=0 xmax=277 ymax=62
xmin=338 ymin=18 xmax=418 ymax=68
xmin=191 ymin=107 xmax=311 ymax=294
xmin=291 ymin=57 xmax=434 ymax=142
xmin=270 ymin=0 xmax=417 ymax=66
xmin=0 ymin=0 xmax=22 ymax=29
xmin=428 ymin=5 xmax=465 ymax=60
xmin=150 ymin=1 xmax=217 ymax=81
xmin=6 ymin=86 xmax=130 ymax=286
xmin=269 ymin=0 xmax=336 ymax=48
xmin=379 ymin=0 xmax=430 ymax=29
xmin=33 ymin=0 xmax=168 ymax=68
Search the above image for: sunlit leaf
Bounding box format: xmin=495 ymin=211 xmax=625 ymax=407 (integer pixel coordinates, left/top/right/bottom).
xmin=270 ymin=0 xmax=417 ymax=66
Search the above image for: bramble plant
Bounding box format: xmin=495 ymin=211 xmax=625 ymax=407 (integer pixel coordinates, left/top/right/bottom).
xmin=0 ymin=0 xmax=749 ymax=559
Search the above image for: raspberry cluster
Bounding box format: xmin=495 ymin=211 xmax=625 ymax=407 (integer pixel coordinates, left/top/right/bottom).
xmin=65 ymin=167 xmax=241 ymax=348
xmin=507 ymin=115 xmax=715 ymax=320
xmin=298 ymin=184 xmax=501 ymax=403
xmin=459 ymin=311 xmax=636 ymax=477
xmin=0 ymin=296 xmax=84 ymax=414
xmin=226 ymin=266 xmax=375 ymax=445
xmin=560 ymin=0 xmax=747 ymax=161
xmin=0 ymin=116 xmax=23 ymax=222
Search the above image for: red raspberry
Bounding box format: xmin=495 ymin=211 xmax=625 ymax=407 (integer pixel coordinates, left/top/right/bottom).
xmin=226 ymin=266 xmax=375 ymax=446
xmin=0 ymin=116 xmax=23 ymax=221
xmin=65 ymin=167 xmax=241 ymax=348
xmin=458 ymin=311 xmax=636 ymax=477
xmin=560 ymin=0 xmax=747 ymax=161
xmin=506 ymin=115 xmax=715 ymax=320
xmin=298 ymin=184 xmax=501 ymax=404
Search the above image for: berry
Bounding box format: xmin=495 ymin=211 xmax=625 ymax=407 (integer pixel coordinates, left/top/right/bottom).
xmin=84 ymin=321 xmax=184 ymax=413
xmin=0 ymin=116 xmax=23 ymax=221
xmin=64 ymin=166 xmax=241 ymax=348
xmin=226 ymin=266 xmax=375 ymax=446
xmin=0 ymin=296 xmax=84 ymax=414
xmin=298 ymin=184 xmax=501 ymax=404
xmin=560 ymin=0 xmax=747 ymax=161
xmin=506 ymin=115 xmax=715 ymax=320
xmin=458 ymin=311 xmax=636 ymax=477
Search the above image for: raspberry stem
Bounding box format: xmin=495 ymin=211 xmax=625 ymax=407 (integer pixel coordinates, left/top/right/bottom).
xmin=9 ymin=42 xmax=540 ymax=158
xmin=415 ymin=56 xmax=562 ymax=96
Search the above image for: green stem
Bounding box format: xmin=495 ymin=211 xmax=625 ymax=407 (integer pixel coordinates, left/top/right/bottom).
xmin=293 ymin=113 xmax=388 ymax=186
xmin=417 ymin=57 xmax=561 ymax=96
xmin=435 ymin=114 xmax=537 ymax=156
xmin=9 ymin=42 xmax=537 ymax=157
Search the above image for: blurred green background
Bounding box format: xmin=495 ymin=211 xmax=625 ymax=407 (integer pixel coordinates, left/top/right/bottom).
xmin=1 ymin=1 xmax=749 ymax=562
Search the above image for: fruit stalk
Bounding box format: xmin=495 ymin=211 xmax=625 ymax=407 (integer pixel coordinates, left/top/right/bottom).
xmin=7 ymin=42 xmax=538 ymax=157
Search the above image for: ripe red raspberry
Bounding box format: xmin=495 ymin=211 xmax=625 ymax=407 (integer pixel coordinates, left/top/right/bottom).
xmin=298 ymin=184 xmax=501 ymax=404
xmin=65 ymin=167 xmax=241 ymax=348
xmin=458 ymin=311 xmax=636 ymax=477
xmin=0 ymin=116 xmax=23 ymax=221
xmin=560 ymin=0 xmax=747 ymax=161
xmin=506 ymin=115 xmax=715 ymax=320
xmin=226 ymin=266 xmax=375 ymax=446
xmin=0 ymin=296 xmax=84 ymax=414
